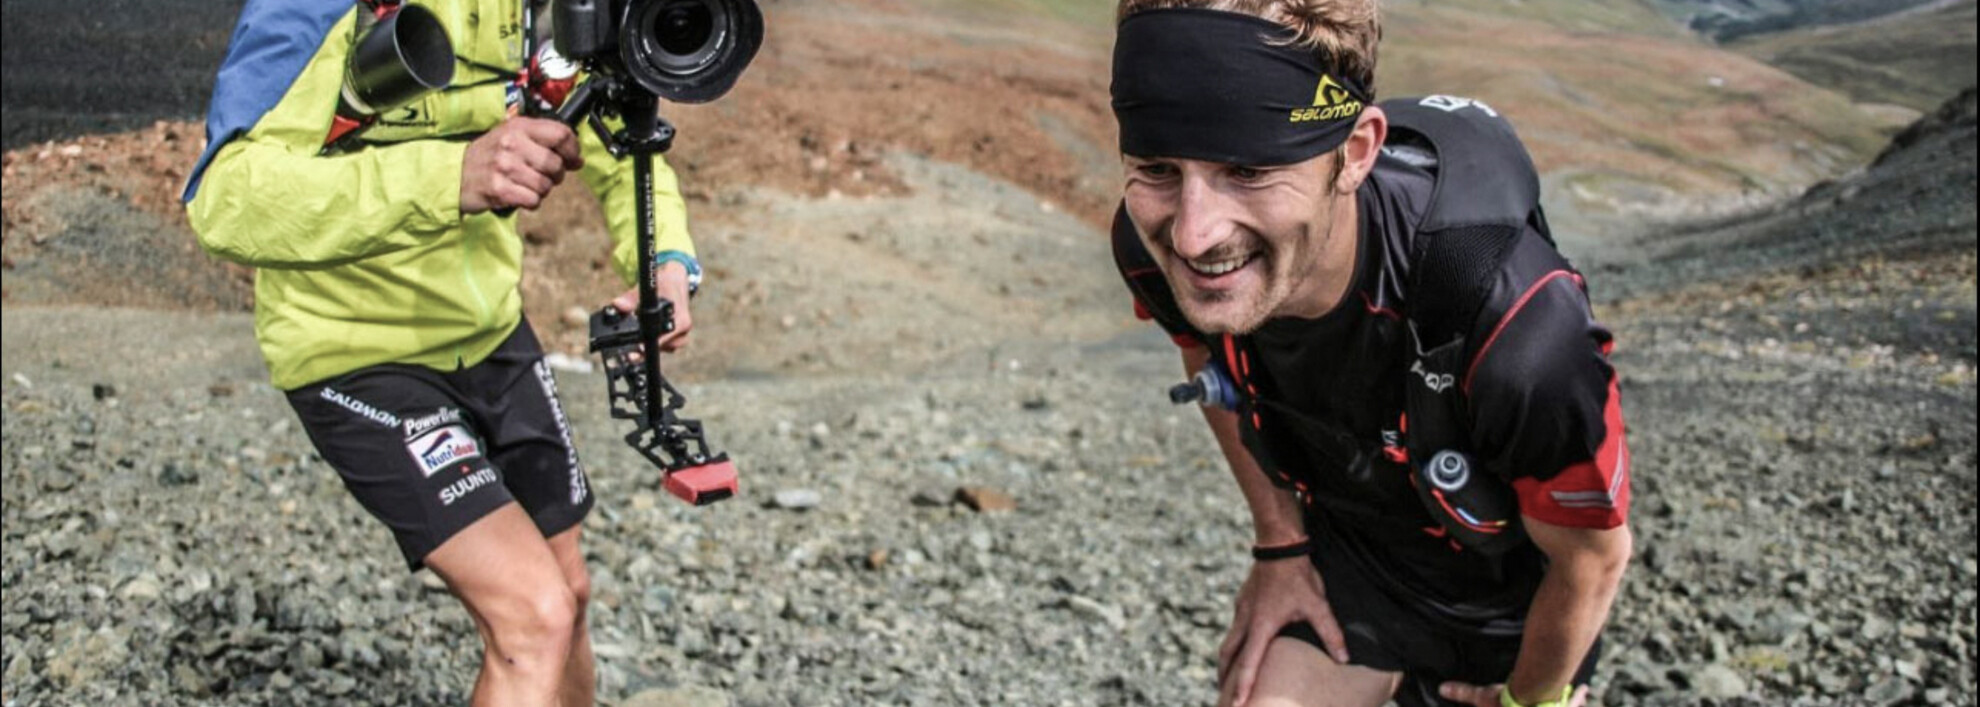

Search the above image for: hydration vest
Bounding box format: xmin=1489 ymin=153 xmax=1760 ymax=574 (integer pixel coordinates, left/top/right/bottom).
xmin=1120 ymin=95 xmax=1574 ymax=554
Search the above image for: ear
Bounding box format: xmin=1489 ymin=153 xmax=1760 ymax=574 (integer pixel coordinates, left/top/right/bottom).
xmin=1335 ymin=105 xmax=1388 ymax=193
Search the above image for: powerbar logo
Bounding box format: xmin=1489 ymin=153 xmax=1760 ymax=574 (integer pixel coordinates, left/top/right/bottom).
xmin=1289 ymin=75 xmax=1363 ymax=123
xmin=404 ymin=407 xmax=464 ymax=438
xmin=320 ymin=388 xmax=400 ymax=428
xmin=439 ymin=468 xmax=499 ymax=506
xmin=408 ymin=424 xmax=482 ymax=477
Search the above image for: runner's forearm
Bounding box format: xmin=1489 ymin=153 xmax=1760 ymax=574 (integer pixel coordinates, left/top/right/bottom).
xmin=1182 ymin=348 xmax=1305 ymax=546
xmin=1507 ymin=520 xmax=1632 ymax=703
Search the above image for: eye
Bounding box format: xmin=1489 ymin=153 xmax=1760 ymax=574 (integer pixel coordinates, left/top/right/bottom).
xmin=1132 ymin=161 xmax=1178 ymax=179
xmin=1230 ymin=165 xmax=1268 ymax=182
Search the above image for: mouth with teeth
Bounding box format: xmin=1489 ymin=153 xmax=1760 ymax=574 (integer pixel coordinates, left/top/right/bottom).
xmin=1181 ymin=252 xmax=1257 ymax=280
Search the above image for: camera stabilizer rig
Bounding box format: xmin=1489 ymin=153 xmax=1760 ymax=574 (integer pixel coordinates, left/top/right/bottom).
xmin=564 ymin=82 xmax=735 ymax=506
xmin=540 ymin=0 xmax=764 ymax=505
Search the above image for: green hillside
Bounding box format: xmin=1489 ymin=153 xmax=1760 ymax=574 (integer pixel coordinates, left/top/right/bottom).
xmin=898 ymin=0 xmax=1899 ymax=204
xmin=1729 ymin=1 xmax=1978 ymax=111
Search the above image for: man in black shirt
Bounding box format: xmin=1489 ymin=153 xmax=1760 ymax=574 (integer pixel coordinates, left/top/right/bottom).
xmin=1108 ymin=3 xmax=1633 ymax=707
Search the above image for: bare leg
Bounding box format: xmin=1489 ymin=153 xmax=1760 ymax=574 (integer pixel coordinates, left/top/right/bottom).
xmin=425 ymin=504 xmax=577 ymax=707
xmin=1218 ymin=636 xmax=1402 ymax=707
xmin=544 ymin=524 xmax=596 ymax=707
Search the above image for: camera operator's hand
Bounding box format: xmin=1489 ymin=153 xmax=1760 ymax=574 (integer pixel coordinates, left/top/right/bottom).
xmin=610 ymin=261 xmax=694 ymax=353
xmin=460 ymin=117 xmax=584 ymax=214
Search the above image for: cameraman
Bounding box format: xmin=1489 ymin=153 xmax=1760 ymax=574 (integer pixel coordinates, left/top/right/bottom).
xmin=183 ymin=1 xmax=700 ymax=704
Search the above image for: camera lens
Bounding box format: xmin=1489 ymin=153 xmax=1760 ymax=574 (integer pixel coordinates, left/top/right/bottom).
xmin=619 ymin=0 xmax=763 ymax=103
xmin=656 ymin=2 xmax=714 ymax=56
xmin=633 ymin=0 xmax=723 ymax=74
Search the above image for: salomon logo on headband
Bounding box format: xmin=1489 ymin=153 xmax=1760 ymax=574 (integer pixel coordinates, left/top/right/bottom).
xmin=1292 ymin=75 xmax=1365 ymax=123
xmin=1112 ymin=8 xmax=1370 ymax=166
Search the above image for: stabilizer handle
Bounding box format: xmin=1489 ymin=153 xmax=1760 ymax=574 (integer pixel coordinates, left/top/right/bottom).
xmin=586 ymin=305 xmax=736 ymax=506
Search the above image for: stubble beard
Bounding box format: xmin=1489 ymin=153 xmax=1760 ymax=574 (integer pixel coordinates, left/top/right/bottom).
xmin=1172 ymin=248 xmax=1285 ymax=336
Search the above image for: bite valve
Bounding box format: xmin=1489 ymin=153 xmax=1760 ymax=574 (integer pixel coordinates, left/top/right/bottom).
xmin=1168 ymin=363 xmax=1239 ymax=410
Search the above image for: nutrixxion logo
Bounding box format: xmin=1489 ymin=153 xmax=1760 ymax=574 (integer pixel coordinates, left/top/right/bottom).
xmin=407 ymin=424 xmax=482 ymax=477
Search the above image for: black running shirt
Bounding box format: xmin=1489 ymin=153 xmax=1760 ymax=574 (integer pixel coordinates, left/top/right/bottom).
xmin=1114 ymin=154 xmax=1631 ymax=632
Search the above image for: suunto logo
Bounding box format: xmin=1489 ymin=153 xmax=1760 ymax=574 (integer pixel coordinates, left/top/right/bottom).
xmin=1289 ymin=75 xmax=1364 ymax=123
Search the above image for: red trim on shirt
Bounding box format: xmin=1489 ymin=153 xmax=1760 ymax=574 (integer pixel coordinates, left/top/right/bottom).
xmin=1360 ymin=290 xmax=1403 ymax=321
xmin=1129 ymin=296 xmax=1204 ymax=348
xmin=1512 ymin=374 xmax=1630 ymax=529
xmin=1464 ymin=270 xmax=1577 ymax=395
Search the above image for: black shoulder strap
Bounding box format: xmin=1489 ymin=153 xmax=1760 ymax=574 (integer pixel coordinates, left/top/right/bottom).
xmin=1381 ymin=95 xmax=1544 ymax=235
xmin=1383 ymin=96 xmax=1549 ymax=483
xmin=1382 ymin=95 xmax=1552 ymax=352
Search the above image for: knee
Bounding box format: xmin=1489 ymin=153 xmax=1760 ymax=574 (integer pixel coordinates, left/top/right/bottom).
xmin=490 ymin=585 xmax=579 ymax=667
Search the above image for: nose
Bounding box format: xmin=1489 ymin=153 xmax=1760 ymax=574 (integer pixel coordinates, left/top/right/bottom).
xmin=1169 ymin=173 xmax=1235 ymax=260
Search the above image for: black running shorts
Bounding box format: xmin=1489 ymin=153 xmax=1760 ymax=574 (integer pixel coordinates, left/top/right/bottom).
xmin=285 ymin=320 xmax=593 ymax=570
xmin=1273 ymin=542 xmax=1601 ymax=707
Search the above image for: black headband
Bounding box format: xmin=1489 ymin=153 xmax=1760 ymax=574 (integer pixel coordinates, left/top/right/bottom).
xmin=1112 ymin=8 xmax=1369 ymax=166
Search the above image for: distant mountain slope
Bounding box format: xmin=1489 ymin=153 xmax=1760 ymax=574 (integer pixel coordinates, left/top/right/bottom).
xmin=1377 ymin=7 xmax=1888 ymax=215
xmin=1601 ymin=87 xmax=1977 ymax=300
xmin=1728 ymin=0 xmax=1978 ymax=112
xmin=1660 ymin=0 xmax=1947 ymax=40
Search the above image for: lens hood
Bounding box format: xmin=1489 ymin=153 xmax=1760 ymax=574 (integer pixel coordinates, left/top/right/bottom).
xmin=344 ymin=4 xmax=455 ymax=116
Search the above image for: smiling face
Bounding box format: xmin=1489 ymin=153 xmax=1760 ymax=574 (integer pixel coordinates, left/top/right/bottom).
xmin=1122 ymin=151 xmax=1359 ymax=335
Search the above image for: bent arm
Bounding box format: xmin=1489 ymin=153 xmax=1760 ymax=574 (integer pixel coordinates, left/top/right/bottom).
xmin=1504 ymin=518 xmax=1632 ymax=704
xmin=188 ymin=136 xmax=466 ymax=269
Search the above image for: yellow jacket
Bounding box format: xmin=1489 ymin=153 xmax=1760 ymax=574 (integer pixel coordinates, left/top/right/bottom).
xmin=185 ymin=0 xmax=692 ymax=389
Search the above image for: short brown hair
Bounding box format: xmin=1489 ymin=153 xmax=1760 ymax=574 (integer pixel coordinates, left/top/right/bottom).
xmin=1117 ymin=0 xmax=1381 ymax=99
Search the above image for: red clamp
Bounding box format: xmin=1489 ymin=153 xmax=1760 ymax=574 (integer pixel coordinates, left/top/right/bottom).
xmin=664 ymin=459 xmax=738 ymax=506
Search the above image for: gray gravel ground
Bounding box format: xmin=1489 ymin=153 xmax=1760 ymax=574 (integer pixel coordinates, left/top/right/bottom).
xmin=4 ymin=247 xmax=1975 ymax=707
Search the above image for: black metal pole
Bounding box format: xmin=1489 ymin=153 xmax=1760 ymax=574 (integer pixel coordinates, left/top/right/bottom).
xmin=619 ymin=91 xmax=670 ymax=425
xmin=632 ymin=148 xmax=667 ymax=424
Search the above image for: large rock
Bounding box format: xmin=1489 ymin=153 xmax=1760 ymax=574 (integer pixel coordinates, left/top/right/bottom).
xmin=1692 ymin=663 xmax=1749 ymax=699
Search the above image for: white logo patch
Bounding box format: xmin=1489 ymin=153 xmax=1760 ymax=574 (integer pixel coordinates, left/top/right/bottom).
xmin=1419 ymin=95 xmax=1499 ymax=117
xmin=407 ymin=424 xmax=482 ymax=477
xmin=1411 ymin=360 xmax=1456 ymax=393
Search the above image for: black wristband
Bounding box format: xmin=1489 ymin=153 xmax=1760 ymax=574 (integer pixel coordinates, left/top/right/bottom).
xmin=1250 ymin=538 xmax=1314 ymax=562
